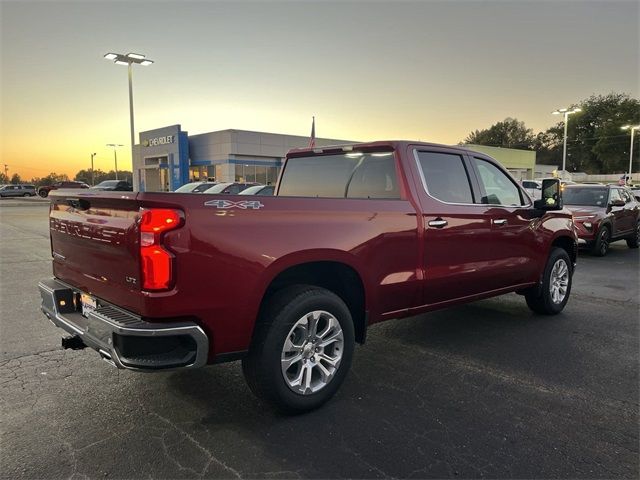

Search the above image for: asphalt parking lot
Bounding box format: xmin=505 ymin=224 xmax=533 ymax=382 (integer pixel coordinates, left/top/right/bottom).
xmin=1 ymin=200 xmax=638 ymax=479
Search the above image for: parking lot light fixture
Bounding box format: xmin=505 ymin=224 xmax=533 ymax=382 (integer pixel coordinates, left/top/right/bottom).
xmin=621 ymin=125 xmax=640 ymax=184
xmin=551 ymin=107 xmax=582 ymax=180
xmin=104 ymin=51 xmax=155 ymax=191
xmin=106 ymin=144 xmax=124 ymax=180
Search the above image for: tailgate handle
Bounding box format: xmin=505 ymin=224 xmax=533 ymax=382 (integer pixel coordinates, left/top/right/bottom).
xmin=67 ymin=198 xmax=90 ymax=210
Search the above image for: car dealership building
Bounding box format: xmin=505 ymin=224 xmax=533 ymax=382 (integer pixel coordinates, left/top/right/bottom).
xmin=133 ymin=124 xmax=537 ymax=192
xmin=133 ymin=125 xmax=351 ymax=192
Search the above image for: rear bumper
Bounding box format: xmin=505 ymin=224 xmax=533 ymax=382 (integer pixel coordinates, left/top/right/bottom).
xmin=38 ymin=277 xmax=209 ymax=371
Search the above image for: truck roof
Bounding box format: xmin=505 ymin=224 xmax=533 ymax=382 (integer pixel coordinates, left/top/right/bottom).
xmin=287 ymin=140 xmax=476 ymax=157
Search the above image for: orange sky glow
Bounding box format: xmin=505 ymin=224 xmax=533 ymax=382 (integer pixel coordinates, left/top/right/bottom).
xmin=1 ymin=1 xmax=638 ymax=180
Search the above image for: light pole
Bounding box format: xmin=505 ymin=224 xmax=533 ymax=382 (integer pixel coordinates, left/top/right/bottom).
xmin=106 ymin=143 xmax=124 ymax=180
xmin=621 ymin=125 xmax=640 ymax=185
xmin=552 ymin=107 xmax=582 ymax=179
xmin=90 ymin=153 xmax=97 ymax=185
xmin=103 ymin=52 xmax=154 ymax=191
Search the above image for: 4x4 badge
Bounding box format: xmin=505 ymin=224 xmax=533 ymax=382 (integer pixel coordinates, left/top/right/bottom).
xmin=204 ymin=199 xmax=264 ymax=210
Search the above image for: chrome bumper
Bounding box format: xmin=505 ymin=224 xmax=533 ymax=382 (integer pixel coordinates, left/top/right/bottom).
xmin=38 ymin=277 xmax=209 ymax=371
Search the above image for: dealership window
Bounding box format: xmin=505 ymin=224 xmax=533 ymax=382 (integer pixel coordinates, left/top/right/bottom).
xmin=235 ymin=164 xmax=279 ymax=184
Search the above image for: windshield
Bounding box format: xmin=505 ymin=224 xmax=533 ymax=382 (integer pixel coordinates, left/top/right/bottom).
xmin=238 ymin=185 xmax=264 ymax=195
xmin=192 ymin=182 xmax=217 ymax=192
xmin=92 ymin=180 xmax=119 ymax=188
xmin=203 ymin=183 xmax=232 ymax=194
xmin=174 ymin=182 xmax=200 ymax=193
xmin=563 ymin=187 xmax=608 ymax=207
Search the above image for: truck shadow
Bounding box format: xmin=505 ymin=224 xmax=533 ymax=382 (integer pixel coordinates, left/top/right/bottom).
xmin=160 ymin=294 xmax=588 ymax=477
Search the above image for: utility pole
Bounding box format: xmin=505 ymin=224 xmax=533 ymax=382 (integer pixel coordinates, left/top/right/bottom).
xmin=3 ymin=164 xmax=8 ymax=180
xmin=90 ymin=153 xmax=97 ymax=186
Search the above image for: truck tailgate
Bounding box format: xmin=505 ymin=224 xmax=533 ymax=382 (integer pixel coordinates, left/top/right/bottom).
xmin=49 ymin=190 xmax=143 ymax=313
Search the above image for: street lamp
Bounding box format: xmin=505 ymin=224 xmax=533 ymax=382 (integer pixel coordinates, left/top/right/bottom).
xmin=103 ymin=52 xmax=154 ymax=191
xmin=106 ymin=143 xmax=124 ymax=180
xmin=552 ymin=107 xmax=582 ymax=179
xmin=621 ymin=125 xmax=640 ymax=185
xmin=90 ymin=153 xmax=97 ymax=186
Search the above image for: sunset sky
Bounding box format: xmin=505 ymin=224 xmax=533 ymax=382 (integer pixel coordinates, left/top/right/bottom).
xmin=1 ymin=0 xmax=638 ymax=180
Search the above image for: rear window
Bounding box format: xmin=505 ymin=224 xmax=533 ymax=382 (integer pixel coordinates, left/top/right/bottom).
xmin=416 ymin=151 xmax=474 ymax=204
xmin=278 ymin=152 xmax=399 ymax=199
xmin=563 ymin=187 xmax=608 ymax=207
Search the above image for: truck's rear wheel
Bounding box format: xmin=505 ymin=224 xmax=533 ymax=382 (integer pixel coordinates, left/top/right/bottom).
xmin=242 ymin=285 xmax=355 ymax=413
xmin=525 ymin=247 xmax=572 ymax=315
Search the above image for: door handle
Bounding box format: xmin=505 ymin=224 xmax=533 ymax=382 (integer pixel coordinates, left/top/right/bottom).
xmin=493 ymin=219 xmax=507 ymax=226
xmin=428 ymin=219 xmax=448 ymax=228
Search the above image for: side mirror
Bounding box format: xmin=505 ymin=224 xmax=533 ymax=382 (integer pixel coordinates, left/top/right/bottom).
xmin=534 ymin=179 xmax=562 ymax=210
xmin=609 ymin=199 xmax=625 ymax=207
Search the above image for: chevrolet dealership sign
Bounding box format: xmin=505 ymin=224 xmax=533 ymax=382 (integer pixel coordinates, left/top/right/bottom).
xmin=143 ymin=135 xmax=174 ymax=147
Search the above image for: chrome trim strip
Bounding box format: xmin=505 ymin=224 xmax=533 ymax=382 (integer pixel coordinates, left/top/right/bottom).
xmin=38 ymin=277 xmax=209 ymax=371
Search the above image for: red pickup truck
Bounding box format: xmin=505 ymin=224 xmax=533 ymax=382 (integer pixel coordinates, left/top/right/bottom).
xmin=39 ymin=141 xmax=577 ymax=412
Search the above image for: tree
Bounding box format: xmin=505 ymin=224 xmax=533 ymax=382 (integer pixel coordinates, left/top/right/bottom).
xmin=537 ymin=93 xmax=640 ymax=173
xmin=0 ymin=172 xmax=8 ymax=184
xmin=10 ymin=173 xmax=22 ymax=184
xmin=29 ymin=173 xmax=69 ymax=187
xmin=463 ymin=118 xmax=536 ymax=149
xmin=74 ymin=169 xmax=133 ymax=185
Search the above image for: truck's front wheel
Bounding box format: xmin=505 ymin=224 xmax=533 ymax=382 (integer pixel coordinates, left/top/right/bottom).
xmin=242 ymin=285 xmax=355 ymax=414
xmin=525 ymin=247 xmax=572 ymax=315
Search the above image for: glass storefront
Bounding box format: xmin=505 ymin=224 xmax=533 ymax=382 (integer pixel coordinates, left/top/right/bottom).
xmin=235 ymin=165 xmax=279 ymax=185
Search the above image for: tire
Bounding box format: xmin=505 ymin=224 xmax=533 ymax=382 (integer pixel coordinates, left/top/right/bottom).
xmin=626 ymin=221 xmax=639 ymax=249
xmin=525 ymin=247 xmax=572 ymax=315
xmin=590 ymin=226 xmax=610 ymax=257
xmin=38 ymin=190 xmax=48 ymax=198
xmin=242 ymin=285 xmax=355 ymax=414
xmin=22 ymin=193 xmax=29 ymax=197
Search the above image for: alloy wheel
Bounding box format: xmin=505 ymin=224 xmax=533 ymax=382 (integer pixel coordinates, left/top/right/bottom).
xmin=549 ymin=258 xmax=569 ymax=304
xmin=600 ymin=229 xmax=609 ymax=255
xmin=281 ymin=310 xmax=344 ymax=395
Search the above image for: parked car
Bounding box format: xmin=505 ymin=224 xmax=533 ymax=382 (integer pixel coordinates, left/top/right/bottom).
xmin=238 ymin=185 xmax=275 ymax=196
xmin=563 ymin=184 xmax=640 ymax=256
xmin=201 ymin=182 xmax=257 ymax=194
xmin=89 ymin=180 xmax=133 ymax=191
xmin=0 ymin=184 xmax=36 ymax=197
xmin=39 ymin=141 xmax=577 ymax=413
xmin=38 ymin=181 xmax=89 ymax=198
xmin=629 ymin=186 xmax=640 ymax=201
xmin=522 ymin=180 xmax=542 ymax=200
xmin=174 ymin=181 xmax=218 ymax=193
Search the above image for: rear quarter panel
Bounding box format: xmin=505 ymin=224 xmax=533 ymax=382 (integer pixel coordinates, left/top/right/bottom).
xmin=137 ymin=193 xmax=421 ymax=358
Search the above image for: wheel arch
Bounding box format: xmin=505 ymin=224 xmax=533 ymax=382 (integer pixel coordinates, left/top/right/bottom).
xmin=256 ymin=256 xmax=368 ymax=344
xmin=551 ymin=235 xmax=577 ymax=268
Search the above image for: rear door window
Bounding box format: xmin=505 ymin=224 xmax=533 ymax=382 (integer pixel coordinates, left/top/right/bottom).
xmin=415 ymin=151 xmax=474 ymax=204
xmin=472 ymin=157 xmax=524 ymax=206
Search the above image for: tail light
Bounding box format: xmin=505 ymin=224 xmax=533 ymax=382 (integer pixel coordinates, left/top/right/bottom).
xmin=139 ymin=209 xmax=183 ymax=291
